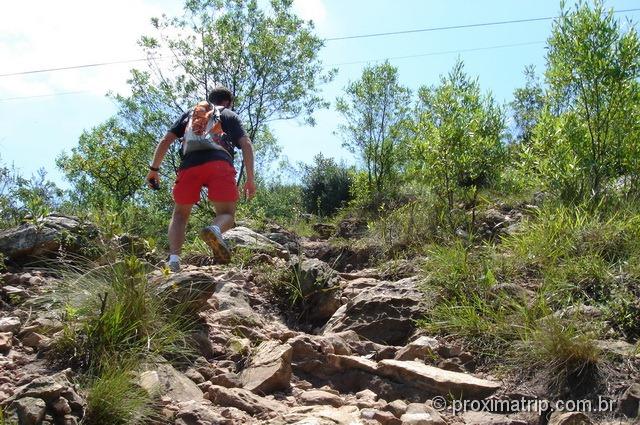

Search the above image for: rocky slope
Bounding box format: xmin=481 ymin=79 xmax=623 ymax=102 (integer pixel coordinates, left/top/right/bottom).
xmin=0 ymin=216 xmax=638 ymax=425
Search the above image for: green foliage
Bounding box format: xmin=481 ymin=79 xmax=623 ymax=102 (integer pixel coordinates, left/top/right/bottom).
xmin=336 ymin=61 xmax=411 ymax=195
xmin=531 ymin=0 xmax=640 ymax=202
xmin=516 ymin=317 xmax=601 ymax=394
xmin=83 ymin=365 xmax=154 ymax=425
xmin=0 ymin=159 xmax=63 ymax=228
xmin=510 ymin=65 xmax=545 ymax=146
xmin=409 ymin=60 xmax=506 ymax=230
xmin=57 ymin=118 xmax=152 ymax=209
xmin=50 ymin=256 xmax=193 ymax=374
xmin=237 ymin=181 xmax=304 ymax=225
xmin=300 ymin=153 xmax=353 ymax=216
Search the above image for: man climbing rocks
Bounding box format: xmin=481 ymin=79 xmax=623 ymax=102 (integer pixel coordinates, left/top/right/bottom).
xmin=146 ymin=86 xmax=256 ymax=271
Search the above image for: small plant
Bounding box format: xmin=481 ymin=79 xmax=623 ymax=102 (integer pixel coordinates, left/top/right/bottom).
xmin=49 ymin=256 xmax=194 ymax=374
xmin=516 ymin=317 xmax=601 ymax=397
xmin=83 ymin=364 xmax=154 ymax=425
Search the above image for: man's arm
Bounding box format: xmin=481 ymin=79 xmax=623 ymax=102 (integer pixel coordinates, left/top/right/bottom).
xmin=238 ymin=136 xmax=256 ymax=198
xmin=146 ymin=132 xmax=179 ymax=188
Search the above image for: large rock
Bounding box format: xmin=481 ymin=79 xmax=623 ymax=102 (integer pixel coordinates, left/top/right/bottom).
xmin=0 ymin=214 xmax=99 ymax=260
xmin=174 ymin=400 xmax=227 ymax=425
xmin=208 ymin=385 xmax=285 ymax=416
xmin=283 ymin=405 xmax=362 ymax=425
xmin=322 ymin=277 xmax=426 ymax=345
xmin=152 ymin=269 xmax=220 ymax=310
xmin=223 ymin=227 xmax=288 ymax=257
xmin=299 ymin=390 xmax=345 ymax=407
xmin=0 ymin=317 xmax=20 ymax=333
xmin=14 ymin=397 xmax=46 ymax=425
xmin=7 ymin=369 xmax=75 ymax=404
xmin=617 ymin=383 xmax=640 ymax=417
xmin=240 ymin=340 xmax=292 ymax=394
xmin=138 ymin=363 xmax=203 ymax=403
xmin=547 ymin=412 xmax=592 ymax=425
xmin=293 ymin=258 xmax=342 ymax=324
xmin=377 ymin=360 xmax=500 ymax=399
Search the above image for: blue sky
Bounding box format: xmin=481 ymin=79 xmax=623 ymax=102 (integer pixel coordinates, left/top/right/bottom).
xmin=1 ymin=0 xmax=639 ymax=187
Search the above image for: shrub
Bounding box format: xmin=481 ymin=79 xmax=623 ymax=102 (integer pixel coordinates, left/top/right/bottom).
xmin=83 ymin=365 xmax=154 ymax=425
xmin=49 ymin=256 xmax=193 ymax=374
xmin=301 ymin=154 xmax=352 ymax=217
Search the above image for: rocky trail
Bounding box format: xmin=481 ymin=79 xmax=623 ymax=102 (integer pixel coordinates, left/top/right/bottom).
xmin=0 ymin=215 xmax=638 ymax=425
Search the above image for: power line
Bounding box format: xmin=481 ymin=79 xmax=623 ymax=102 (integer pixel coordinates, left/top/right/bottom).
xmin=0 ymin=40 xmax=545 ymax=102
xmin=0 ymin=91 xmax=89 ymax=102
xmin=0 ymin=57 xmax=166 ymax=78
xmin=324 ymin=7 xmax=640 ymax=41
xmin=2 ymin=7 xmax=639 ymax=79
xmin=329 ymin=40 xmax=544 ymax=67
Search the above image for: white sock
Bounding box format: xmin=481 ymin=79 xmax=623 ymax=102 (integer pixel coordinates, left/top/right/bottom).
xmin=169 ymin=254 xmax=180 ymax=263
xmin=212 ymin=225 xmax=221 ymax=234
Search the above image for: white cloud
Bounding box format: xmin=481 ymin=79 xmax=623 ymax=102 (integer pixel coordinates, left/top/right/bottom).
xmin=0 ymin=0 xmax=181 ymax=99
xmin=293 ymin=0 xmax=327 ymax=24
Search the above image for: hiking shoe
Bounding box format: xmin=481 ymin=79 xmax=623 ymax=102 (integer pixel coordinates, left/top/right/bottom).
xmin=167 ymin=258 xmax=181 ymax=273
xmin=200 ymin=226 xmax=231 ymax=264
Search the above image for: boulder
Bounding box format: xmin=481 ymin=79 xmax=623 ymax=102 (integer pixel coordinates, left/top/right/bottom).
xmin=152 ymin=269 xmax=219 ymax=310
xmin=8 ymin=369 xmax=75 ymax=404
xmin=322 ymin=277 xmax=426 ymax=345
xmin=312 ymin=223 xmax=337 ymax=239
xmin=174 ymin=400 xmax=227 ymax=425
xmin=208 ymin=385 xmax=285 ymax=416
xmin=292 ymin=258 xmax=342 ymax=324
xmin=394 ymin=336 xmax=439 ymax=361
xmin=336 ymin=218 xmax=368 ymax=239
xmin=0 ymin=214 xmax=99 ymax=261
xmin=548 ymin=412 xmax=592 ymax=425
xmin=14 ymin=397 xmax=46 ymax=425
xmin=223 ymin=227 xmax=288 ymax=257
xmin=617 ymin=383 xmax=640 ymax=418
xmin=377 ymin=360 xmax=501 ymax=399
xmin=0 ymin=332 xmax=12 ymax=353
xmin=284 ymin=405 xmax=362 ymax=425
xmin=299 ymin=390 xmax=345 ymax=407
xmin=461 ymin=411 xmax=529 ymax=425
xmin=138 ymin=363 xmax=203 ymax=403
xmin=0 ymin=317 xmax=20 ymax=333
xmin=240 ymin=340 xmax=292 ymax=394
xmin=399 ymin=411 xmax=446 ymax=425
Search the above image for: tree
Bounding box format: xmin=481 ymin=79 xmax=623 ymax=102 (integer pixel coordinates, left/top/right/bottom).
xmin=510 ymin=65 xmax=544 ymax=145
xmin=0 ymin=156 xmax=63 ymax=227
xmin=410 ymin=60 xmax=506 ymax=228
xmin=301 ymin=153 xmax=353 ymax=216
xmin=336 ymin=61 xmax=411 ymax=194
xmin=59 ymin=0 xmax=333 ymax=211
xmin=57 ymin=118 xmax=151 ymax=209
xmin=538 ymin=0 xmax=640 ymax=201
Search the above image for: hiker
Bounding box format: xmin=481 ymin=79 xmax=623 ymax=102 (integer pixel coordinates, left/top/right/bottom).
xmin=146 ymin=86 xmax=256 ymax=271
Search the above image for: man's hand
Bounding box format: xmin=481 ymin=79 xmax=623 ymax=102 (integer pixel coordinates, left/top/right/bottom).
xmin=243 ymin=179 xmax=256 ymax=199
xmin=146 ymin=170 xmax=160 ymax=190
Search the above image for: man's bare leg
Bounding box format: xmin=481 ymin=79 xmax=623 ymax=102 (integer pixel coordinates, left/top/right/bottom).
xmin=169 ymin=203 xmax=193 ymax=256
xmin=212 ymin=201 xmax=237 ymax=232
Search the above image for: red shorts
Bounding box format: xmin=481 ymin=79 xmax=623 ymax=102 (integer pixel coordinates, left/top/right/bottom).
xmin=173 ymin=161 xmax=239 ymax=204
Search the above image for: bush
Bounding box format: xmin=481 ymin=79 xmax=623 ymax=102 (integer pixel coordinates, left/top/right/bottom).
xmin=301 ymin=154 xmax=352 ymax=217
xmin=49 ymin=256 xmax=193 ymax=374
xmin=410 ymin=60 xmax=506 ymax=231
xmin=83 ymin=366 xmax=154 ymax=425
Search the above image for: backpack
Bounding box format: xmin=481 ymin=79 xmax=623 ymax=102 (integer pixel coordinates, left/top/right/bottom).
xmin=182 ymin=101 xmax=229 ymax=158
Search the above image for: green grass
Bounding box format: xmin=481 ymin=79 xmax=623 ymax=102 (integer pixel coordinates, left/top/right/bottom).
xmin=83 ymin=364 xmax=155 ymax=425
xmin=48 ymin=256 xmax=194 ymax=375
xmin=514 ymin=317 xmax=601 ymax=396
xmin=419 ymin=202 xmax=639 ymax=392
